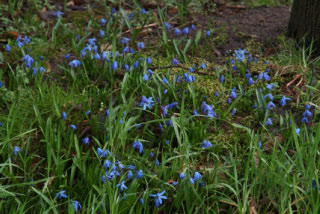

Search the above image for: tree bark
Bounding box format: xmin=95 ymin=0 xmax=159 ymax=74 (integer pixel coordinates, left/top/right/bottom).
xmin=288 ymin=0 xmax=320 ymax=56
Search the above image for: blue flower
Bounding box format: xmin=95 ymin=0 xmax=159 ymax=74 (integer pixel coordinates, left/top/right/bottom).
xmin=116 ymin=181 xmax=128 ymax=192
xmin=71 ymin=200 xmax=82 ymax=211
xmin=139 ymin=198 xmax=144 ymax=204
xmin=189 ymin=67 xmax=194 ymax=73
xmin=39 ymin=67 xmax=45 ymax=73
xmin=234 ymin=48 xmax=248 ymax=62
xmin=136 ymin=169 xmax=143 ymax=179
xmin=280 ymin=96 xmax=291 ymax=107
xmin=312 ymin=179 xmax=316 ymax=190
xmin=301 ymin=117 xmax=308 ymax=123
xmin=82 ymin=137 xmax=89 ymax=145
xmin=230 ymin=87 xmax=237 ymax=100
xmin=155 ymin=159 xmax=160 ymax=167
xmin=296 ymin=128 xmax=300 ymax=136
xmin=248 ymin=78 xmax=254 ymax=85
xmin=133 ymin=61 xmax=139 ymax=69
xmin=23 ymin=55 xmax=34 ymax=68
xmin=162 ymin=77 xmax=169 ymax=84
xmin=111 ymin=8 xmax=116 ymax=14
xmin=191 ymin=24 xmax=195 ymax=31
xmin=257 ymin=142 xmax=262 ymax=149
xmin=189 ymin=177 xmax=195 ymax=184
xmin=267 ymin=101 xmax=276 ymax=109
xmin=127 ymin=170 xmax=133 ymax=179
xmin=265 ymin=118 xmax=273 ymax=126
xmin=133 ymin=140 xmax=143 ymax=154
xmin=231 ymin=108 xmax=237 ymax=116
xmin=200 ymin=63 xmax=206 ymax=69
xmin=137 ymin=42 xmax=145 ymax=49
xmin=264 ymin=93 xmax=273 ymax=101
xmin=97 ymin=148 xmax=109 ymax=158
xmin=183 ymin=27 xmax=189 ymax=35
xmin=138 ymin=96 xmax=155 ymax=110
xmin=149 ymin=152 xmax=154 ymax=158
xmin=55 ymin=10 xmax=64 ymax=18
xmin=193 ymin=110 xmax=198 ymax=115
xmin=201 ymin=140 xmax=213 ymax=149
xmin=140 ymin=8 xmax=146 ymax=14
xmin=201 ymin=101 xmax=217 ymax=118
xmin=104 ymin=160 xmax=111 ymax=168
xmin=172 ymin=58 xmax=179 ymax=66
xmin=5 ymin=44 xmax=10 ymax=52
xmin=193 ymin=171 xmax=202 ymax=181
xmin=69 ymin=59 xmax=81 ymax=68
xmin=124 ymin=64 xmax=129 ymax=71
xmin=179 ymin=172 xmax=186 ymax=180
xmin=150 ymin=191 xmax=167 ymax=207
xmin=174 ymin=29 xmax=182 ymax=36
xmin=303 ymin=109 xmax=312 ymax=117
xmin=183 ymin=73 xmax=195 ymax=83
xmin=56 ymin=190 xmax=68 ymax=199
xmin=13 ymin=146 xmax=21 ymax=156
xmin=163 ymin=89 xmax=168 ymax=94
xmin=143 ymin=74 xmax=149 ymax=81
xmin=99 ymin=30 xmax=105 ymax=37
xmin=164 ymin=22 xmax=173 ymax=30
xmin=220 ymin=75 xmax=225 ymax=83
xmin=305 ymin=104 xmax=311 ymax=109
xmin=112 ymin=61 xmax=118 ymax=70
xmin=99 ymin=18 xmax=106 ymax=26
xmin=206 ymin=30 xmax=210 ymax=37
xmin=62 ymin=112 xmax=67 ymax=120
xmin=70 ymin=124 xmax=77 ymax=130
xmin=121 ymin=37 xmax=130 ymax=45
xmin=86 ymin=110 xmax=91 ymax=115
xmin=146 ymin=57 xmax=152 ymax=64
xmin=266 ymin=83 xmax=275 ymax=91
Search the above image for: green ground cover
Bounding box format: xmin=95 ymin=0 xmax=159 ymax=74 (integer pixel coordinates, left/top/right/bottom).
xmin=0 ymin=1 xmax=319 ymax=213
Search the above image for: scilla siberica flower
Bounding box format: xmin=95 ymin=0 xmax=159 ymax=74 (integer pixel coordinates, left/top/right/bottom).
xmin=200 ymin=63 xmax=206 ymax=69
xmin=140 ymin=8 xmax=146 ymax=14
xmin=220 ymin=75 xmax=225 ymax=83
xmin=183 ymin=27 xmax=189 ymax=35
xmin=133 ymin=140 xmax=143 ymax=154
xmin=143 ymin=74 xmax=149 ymax=81
xmin=56 ymin=190 xmax=68 ymax=199
xmin=97 ymin=148 xmax=109 ymax=158
xmin=230 ymin=87 xmax=237 ymax=100
xmin=55 ymin=10 xmax=64 ymax=18
xmin=234 ymin=48 xmax=248 ymax=62
xmin=280 ymin=96 xmax=291 ymax=107
xmin=296 ymin=128 xmax=300 ymax=136
xmin=13 ymin=146 xmax=21 ymax=156
xmin=99 ymin=30 xmax=105 ymax=37
xmin=71 ymin=200 xmax=82 ymax=211
xmin=121 ymin=37 xmax=130 ymax=45
xmin=172 ymin=58 xmax=179 ymax=66
xmin=70 ymin=124 xmax=77 ymax=130
xmin=99 ymin=18 xmax=106 ymax=26
xmin=136 ymin=169 xmax=143 ymax=179
xmin=137 ymin=42 xmax=145 ymax=49
xmin=23 ymin=55 xmax=34 ymax=68
xmin=69 ymin=59 xmax=81 ymax=68
xmin=265 ymin=118 xmax=273 ymax=126
xmin=202 ymin=140 xmax=213 ymax=149
xmin=179 ymin=172 xmax=186 ymax=180
xmin=206 ymin=30 xmax=210 ymax=37
xmin=116 ymin=181 xmax=128 ymax=192
xmin=5 ymin=44 xmax=10 ymax=52
xmin=164 ymin=22 xmax=173 ymax=31
xmin=112 ymin=61 xmax=118 ymax=70
xmin=201 ymin=101 xmax=217 ymax=118
xmin=150 ymin=191 xmax=167 ymax=207
xmin=82 ymin=137 xmax=89 ymax=145
xmin=264 ymin=93 xmax=273 ymax=101
xmin=138 ymin=96 xmax=155 ymax=110
xmin=267 ymin=101 xmax=276 ymax=109
xmin=174 ymin=28 xmax=182 ymax=36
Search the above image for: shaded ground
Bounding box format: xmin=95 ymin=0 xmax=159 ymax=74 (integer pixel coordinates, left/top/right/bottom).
xmin=213 ymin=5 xmax=291 ymax=53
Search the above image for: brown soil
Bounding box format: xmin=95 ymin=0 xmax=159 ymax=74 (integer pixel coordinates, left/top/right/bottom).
xmin=213 ymin=5 xmax=291 ymax=52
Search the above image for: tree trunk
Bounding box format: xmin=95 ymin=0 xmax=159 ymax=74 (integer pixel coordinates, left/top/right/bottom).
xmin=288 ymin=0 xmax=320 ymax=56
